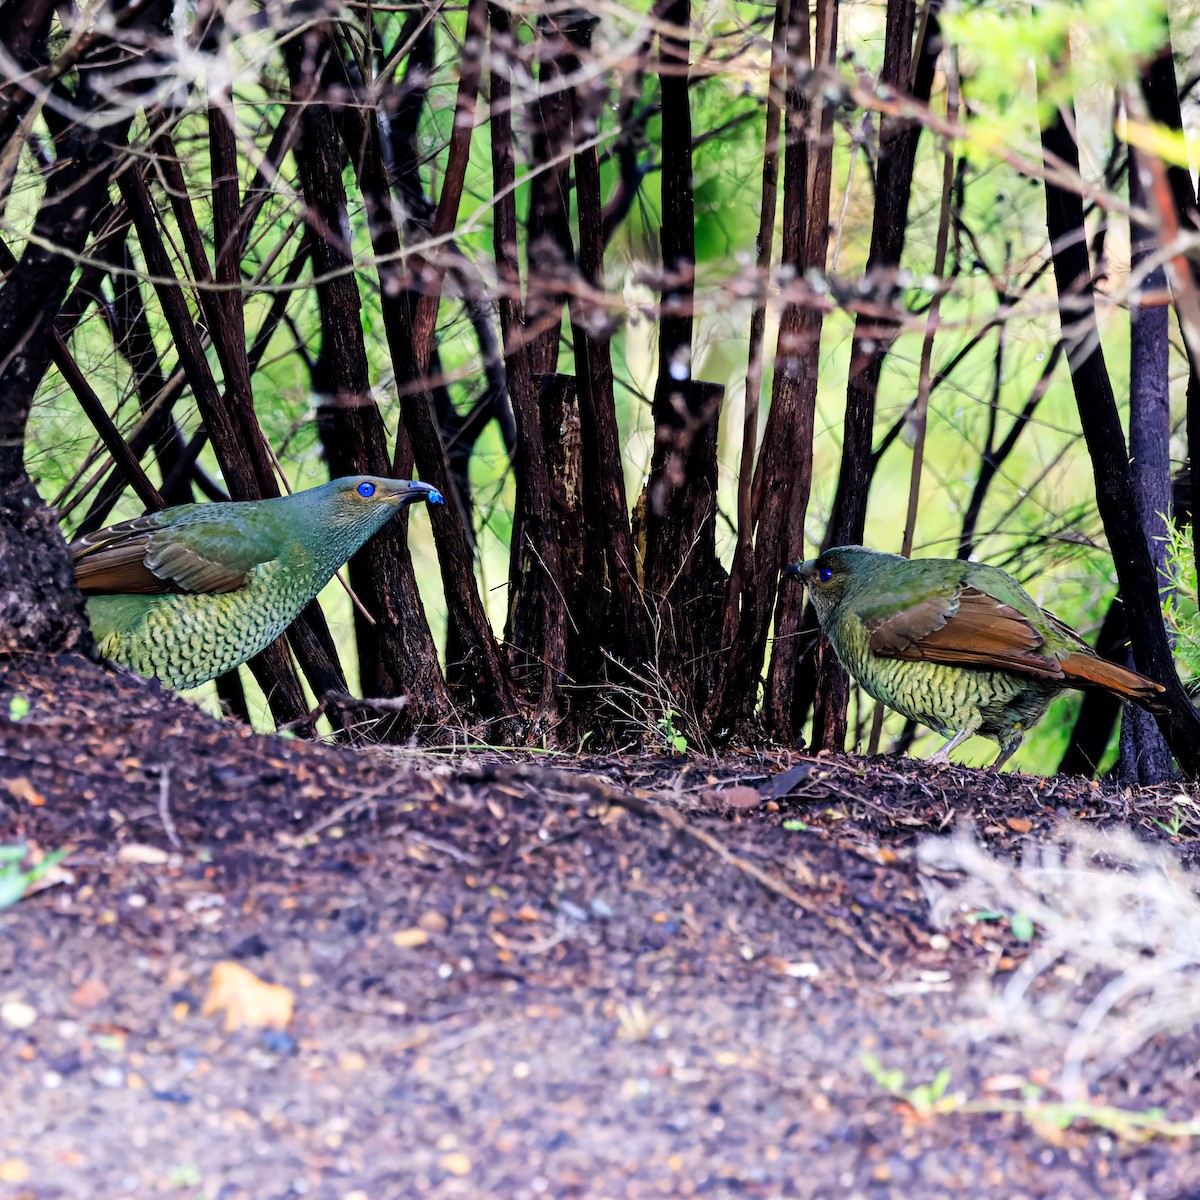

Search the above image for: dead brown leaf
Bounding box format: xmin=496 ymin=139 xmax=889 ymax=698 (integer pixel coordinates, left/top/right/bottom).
xmin=3 ymin=778 xmax=44 ymax=807
xmin=201 ymin=962 xmax=294 ymax=1032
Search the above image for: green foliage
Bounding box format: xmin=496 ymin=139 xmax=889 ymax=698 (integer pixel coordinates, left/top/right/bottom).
xmin=966 ymin=907 xmax=1037 ymax=943
xmin=946 ymin=0 xmax=1169 ymax=134
xmin=16 ymin=1 xmax=1195 ymax=769
xmin=0 ymin=844 xmax=68 ymax=910
xmin=861 ymin=1053 xmax=961 ymax=1117
xmin=1009 ymin=911 xmax=1036 ymax=943
xmin=1162 ymin=522 xmax=1200 ymax=691
xmin=656 ymin=710 xmax=688 ymax=756
xmin=862 ymin=1051 xmax=1200 ymax=1139
xmin=1150 ymin=803 xmax=1196 ymax=838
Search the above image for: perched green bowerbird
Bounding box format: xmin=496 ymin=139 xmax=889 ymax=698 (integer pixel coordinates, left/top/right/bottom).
xmin=72 ymin=476 xmax=443 ymax=690
xmin=784 ymin=546 xmax=1166 ymax=768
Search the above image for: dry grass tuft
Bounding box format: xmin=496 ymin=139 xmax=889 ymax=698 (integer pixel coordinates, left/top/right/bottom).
xmin=918 ymin=822 xmax=1200 ymax=1100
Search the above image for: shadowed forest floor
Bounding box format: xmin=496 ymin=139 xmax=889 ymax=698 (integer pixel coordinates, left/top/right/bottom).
xmin=2 ymin=654 xmax=1199 ymax=1199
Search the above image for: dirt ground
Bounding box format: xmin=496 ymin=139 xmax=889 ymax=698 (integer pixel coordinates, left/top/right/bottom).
xmin=3 ymin=653 xmax=1200 ymax=1200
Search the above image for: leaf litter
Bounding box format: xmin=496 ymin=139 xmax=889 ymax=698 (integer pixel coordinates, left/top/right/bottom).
xmin=2 ymin=653 xmax=1200 ymax=1196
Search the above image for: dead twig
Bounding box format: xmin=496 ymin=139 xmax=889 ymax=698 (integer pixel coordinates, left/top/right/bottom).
xmin=464 ymin=761 xmax=885 ymax=963
xmin=156 ymin=766 xmax=181 ymax=850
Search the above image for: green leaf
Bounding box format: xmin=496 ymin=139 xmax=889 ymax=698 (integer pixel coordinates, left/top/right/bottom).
xmin=0 ymin=872 xmax=30 ymax=909
xmin=25 ymin=847 xmax=68 ymax=882
xmin=1010 ymin=912 xmax=1036 ymax=942
xmin=782 ymin=819 xmax=808 ymax=832
xmin=966 ymin=909 xmax=1004 ymax=924
xmin=8 ymin=695 xmax=29 ymax=721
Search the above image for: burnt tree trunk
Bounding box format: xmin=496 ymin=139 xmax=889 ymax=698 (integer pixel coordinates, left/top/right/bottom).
xmin=0 ymin=0 xmax=56 ymax=200
xmin=636 ymin=380 xmax=727 ymax=720
xmin=538 ymin=373 xmax=594 ymax=705
xmin=1057 ymin=598 xmax=1131 ymax=777
xmin=1041 ymin=92 xmax=1200 ymax=778
xmin=525 ymin=10 xmax=583 ymax=376
xmin=702 ymin=0 xmax=790 ymax=742
xmin=762 ymin=0 xmax=839 ymax=743
xmin=0 ymin=40 xmax=131 ymax=656
xmin=211 ymin=101 xmax=349 ymax=709
xmin=634 ymin=1 xmax=727 ymax=721
xmin=1140 ymin=44 xmax=1200 ymax=600
xmin=285 ymin=23 xmax=455 ymax=734
xmin=809 ymin=0 xmax=938 ymax=750
xmin=1117 ymin=152 xmax=1174 ymax=783
xmin=310 ymin=25 xmax=516 ymax=731
xmin=490 ymin=2 xmax=569 ymax=722
xmin=567 ymin=17 xmax=650 ymax=679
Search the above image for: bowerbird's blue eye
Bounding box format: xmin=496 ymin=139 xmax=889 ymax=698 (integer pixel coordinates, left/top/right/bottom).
xmin=818 ymin=567 xmax=833 ymax=582
xmin=357 ymin=481 xmax=375 ymax=498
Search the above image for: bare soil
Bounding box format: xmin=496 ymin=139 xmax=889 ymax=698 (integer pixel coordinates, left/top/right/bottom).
xmin=2 ymin=653 xmax=1199 ymax=1200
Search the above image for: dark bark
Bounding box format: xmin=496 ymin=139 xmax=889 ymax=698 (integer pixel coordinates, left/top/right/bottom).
xmin=284 ymin=24 xmax=454 ymax=735
xmin=490 ymin=2 xmax=568 ymax=719
xmin=0 ymin=48 xmax=131 ymax=654
xmin=537 ymin=373 xmax=594 ymax=698
xmin=702 ymin=0 xmax=790 ymax=741
xmin=762 ymin=0 xmax=839 ymax=743
xmin=1140 ymin=45 xmax=1200 ymax=587
xmin=703 ymin=0 xmax=840 ymax=742
xmin=320 ymin=0 xmax=519 ymax=725
xmin=407 ymin=0 xmax=489 ymax=364
xmin=116 ymin=150 xmax=312 ymax=730
xmin=636 ymin=381 xmax=727 ymax=718
xmin=1057 ymin=599 xmax=1131 ymax=777
xmin=525 ymin=11 xmax=583 ymax=376
xmin=377 ymin=8 xmax=436 ymax=231
xmin=38 ymin=201 xmax=191 ymax=523
xmin=80 ymin=228 xmax=311 ymax=534
xmin=0 ymin=0 xmax=54 ymax=178
xmin=567 ymin=17 xmax=650 ymax=673
xmin=650 ymin=0 xmax=695 ymax=434
xmin=1060 ymin=465 xmax=1196 ymax=774
xmin=217 ymin=102 xmax=347 ymax=713
xmin=432 ymin=296 xmax=514 ymax=542
xmin=289 ymin=23 xmax=514 ymax=730
xmin=633 ymin=1 xmax=726 ymax=718
xmin=73 ymin=90 xmax=311 ymax=533
xmin=1117 ymin=154 xmax=1174 ymax=782
xmin=213 ymin=665 xmax=250 ymax=724
xmin=810 ymin=0 xmax=938 ymax=750
xmin=80 ymin=235 xmax=196 ymax=526
xmin=1040 ymin=97 xmax=1200 ymax=778
xmin=48 ymin=329 xmax=164 ymax=514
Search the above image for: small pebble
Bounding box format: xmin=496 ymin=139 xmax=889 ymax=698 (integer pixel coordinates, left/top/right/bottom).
xmin=0 ymin=1000 xmax=37 ymax=1030
xmin=92 ymin=1066 xmax=125 ymax=1088
xmin=417 ymin=911 xmax=447 ymax=933
xmin=439 ymin=1152 xmax=471 ymax=1177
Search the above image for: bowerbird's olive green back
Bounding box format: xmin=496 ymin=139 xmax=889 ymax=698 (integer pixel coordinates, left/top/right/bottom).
xmin=73 ymin=476 xmax=443 ymax=690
